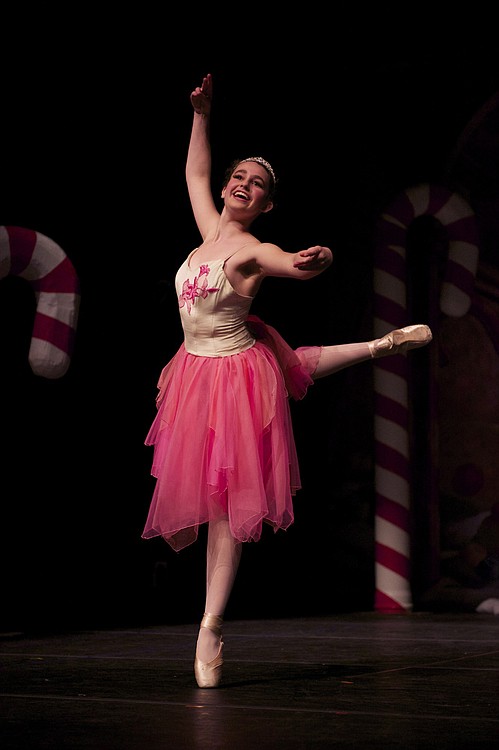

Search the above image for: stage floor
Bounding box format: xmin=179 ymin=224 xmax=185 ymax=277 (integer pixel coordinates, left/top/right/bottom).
xmin=1 ymin=612 xmax=498 ymax=749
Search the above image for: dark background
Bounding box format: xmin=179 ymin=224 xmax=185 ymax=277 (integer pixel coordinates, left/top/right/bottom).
xmin=1 ymin=14 xmax=498 ymax=632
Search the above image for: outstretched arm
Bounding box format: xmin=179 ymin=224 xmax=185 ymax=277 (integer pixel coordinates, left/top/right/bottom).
xmin=254 ymin=243 xmax=333 ymax=280
xmin=186 ymin=73 xmax=219 ymax=237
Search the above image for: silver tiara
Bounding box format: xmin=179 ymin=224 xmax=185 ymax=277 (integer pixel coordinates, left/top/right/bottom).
xmin=239 ymin=157 xmax=276 ymax=184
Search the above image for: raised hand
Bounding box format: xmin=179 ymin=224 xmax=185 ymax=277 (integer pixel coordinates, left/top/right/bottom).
xmin=191 ymin=73 xmax=213 ymax=115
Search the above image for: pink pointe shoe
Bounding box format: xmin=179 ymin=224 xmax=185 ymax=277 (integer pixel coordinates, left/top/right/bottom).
xmin=194 ymin=613 xmax=224 ymax=688
xmin=368 ymin=324 xmax=433 ymax=358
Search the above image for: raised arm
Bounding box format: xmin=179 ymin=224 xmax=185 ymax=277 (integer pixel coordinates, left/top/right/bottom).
xmin=186 ymin=73 xmax=219 ymax=237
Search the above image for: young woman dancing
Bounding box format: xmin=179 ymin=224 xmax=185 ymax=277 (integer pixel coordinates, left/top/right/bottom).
xmin=142 ymin=73 xmax=432 ymax=688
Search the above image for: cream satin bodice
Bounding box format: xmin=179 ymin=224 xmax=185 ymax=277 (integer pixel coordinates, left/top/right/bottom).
xmin=175 ymin=251 xmax=256 ymax=357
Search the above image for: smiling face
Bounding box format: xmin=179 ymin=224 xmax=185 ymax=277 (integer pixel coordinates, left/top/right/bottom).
xmin=221 ymin=161 xmax=274 ymax=220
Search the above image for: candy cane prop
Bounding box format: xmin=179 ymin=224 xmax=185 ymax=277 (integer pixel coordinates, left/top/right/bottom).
xmin=0 ymin=225 xmax=80 ymax=379
xmin=373 ymin=184 xmax=479 ymax=612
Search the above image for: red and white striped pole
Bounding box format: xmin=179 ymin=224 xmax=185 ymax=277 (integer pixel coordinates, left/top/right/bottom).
xmin=373 ymin=184 xmax=479 ymax=612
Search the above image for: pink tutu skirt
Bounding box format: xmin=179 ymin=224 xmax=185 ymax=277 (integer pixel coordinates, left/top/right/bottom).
xmin=142 ymin=316 xmax=321 ymax=551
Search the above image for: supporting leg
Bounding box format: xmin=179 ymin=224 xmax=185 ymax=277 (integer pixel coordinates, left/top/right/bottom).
xmin=194 ymin=516 xmax=242 ymax=686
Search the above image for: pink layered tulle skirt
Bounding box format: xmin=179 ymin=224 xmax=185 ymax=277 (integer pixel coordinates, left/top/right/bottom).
xmin=142 ymin=316 xmax=321 ymax=551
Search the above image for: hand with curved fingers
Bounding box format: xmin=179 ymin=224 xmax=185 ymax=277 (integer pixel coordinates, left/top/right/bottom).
xmin=191 ymin=73 xmax=213 ymax=115
xmin=293 ymin=245 xmax=333 ymax=271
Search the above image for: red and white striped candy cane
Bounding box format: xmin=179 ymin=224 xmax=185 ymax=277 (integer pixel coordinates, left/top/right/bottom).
xmin=0 ymin=225 xmax=80 ymax=379
xmin=373 ymin=183 xmax=479 ymax=612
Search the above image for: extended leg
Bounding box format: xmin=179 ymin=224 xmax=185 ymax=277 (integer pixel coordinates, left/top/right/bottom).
xmin=310 ymin=324 xmax=432 ymax=380
xmin=312 ymin=341 xmax=372 ymax=379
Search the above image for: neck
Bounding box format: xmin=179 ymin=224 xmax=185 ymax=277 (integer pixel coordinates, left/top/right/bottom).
xmin=212 ymin=213 xmax=253 ymax=242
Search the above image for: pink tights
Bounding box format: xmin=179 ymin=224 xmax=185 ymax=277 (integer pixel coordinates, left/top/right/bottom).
xmin=196 ymin=516 xmax=242 ymax=662
xmin=311 ymin=341 xmax=372 ymax=379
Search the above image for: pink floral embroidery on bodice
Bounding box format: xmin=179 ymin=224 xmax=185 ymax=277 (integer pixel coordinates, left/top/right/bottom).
xmin=178 ymin=264 xmax=220 ymax=314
